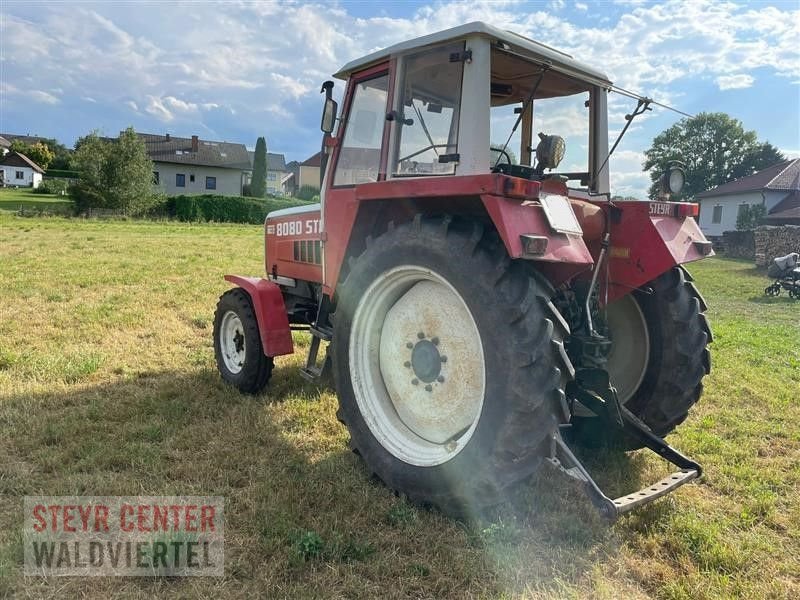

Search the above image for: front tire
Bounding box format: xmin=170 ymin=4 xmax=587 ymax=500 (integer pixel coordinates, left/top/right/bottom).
xmin=213 ymin=288 xmax=273 ymax=394
xmin=332 ymin=217 xmax=569 ymax=517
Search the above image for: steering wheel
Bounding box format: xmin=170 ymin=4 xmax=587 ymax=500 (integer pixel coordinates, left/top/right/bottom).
xmin=491 ymin=147 xmax=512 ymax=167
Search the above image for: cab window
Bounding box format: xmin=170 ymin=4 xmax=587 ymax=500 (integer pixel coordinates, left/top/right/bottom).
xmin=333 ymin=74 xmax=389 ymax=186
xmin=394 ymin=43 xmax=464 ymax=176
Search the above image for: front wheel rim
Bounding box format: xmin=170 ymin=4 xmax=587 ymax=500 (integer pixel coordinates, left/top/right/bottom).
xmin=349 ymin=266 xmax=486 ymax=467
xmin=220 ymin=310 xmax=246 ymax=374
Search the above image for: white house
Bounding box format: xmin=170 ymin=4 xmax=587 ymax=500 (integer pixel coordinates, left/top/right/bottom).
xmin=0 ymin=151 xmax=44 ymax=188
xmin=136 ymin=132 xmax=252 ymax=197
xmin=696 ymin=159 xmax=800 ymax=237
xmin=246 ymin=151 xmax=291 ymax=195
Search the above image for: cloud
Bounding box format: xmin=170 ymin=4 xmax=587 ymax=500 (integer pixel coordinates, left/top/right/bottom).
xmin=144 ymin=96 xmax=174 ymax=122
xmin=2 ymin=0 xmax=798 ymax=199
xmin=34 ymin=91 xmax=60 ymax=104
xmin=715 ymin=74 xmax=755 ymax=90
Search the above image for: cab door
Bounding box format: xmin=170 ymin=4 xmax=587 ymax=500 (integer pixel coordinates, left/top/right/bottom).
xmin=321 ymin=63 xmax=393 ymax=296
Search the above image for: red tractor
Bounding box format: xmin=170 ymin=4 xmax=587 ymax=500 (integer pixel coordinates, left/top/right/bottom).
xmin=213 ymin=23 xmax=713 ymax=520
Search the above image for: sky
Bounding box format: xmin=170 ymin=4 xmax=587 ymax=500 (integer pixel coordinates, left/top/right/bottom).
xmin=1 ymin=0 xmax=798 ymax=199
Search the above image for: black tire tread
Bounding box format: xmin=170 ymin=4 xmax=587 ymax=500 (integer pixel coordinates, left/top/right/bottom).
xmin=213 ymin=288 xmax=274 ymax=394
xmin=333 ymin=215 xmax=571 ymax=515
xmin=628 ymin=266 xmax=712 ymax=436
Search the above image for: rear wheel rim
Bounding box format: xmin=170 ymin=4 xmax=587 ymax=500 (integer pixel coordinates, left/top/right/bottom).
xmin=605 ymin=294 xmax=650 ymax=404
xmin=349 ymin=266 xmax=486 ymax=467
xmin=220 ymin=310 xmax=246 ymax=374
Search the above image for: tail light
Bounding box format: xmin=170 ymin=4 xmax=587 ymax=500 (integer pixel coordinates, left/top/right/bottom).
xmin=503 ymin=177 xmax=538 ymax=199
xmin=676 ymin=203 xmax=699 ymax=218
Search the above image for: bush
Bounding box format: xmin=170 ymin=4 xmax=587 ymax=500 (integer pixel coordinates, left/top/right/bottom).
xmin=44 ymin=169 xmax=79 ymax=180
xmin=164 ymin=194 xmax=314 ymax=224
xmin=33 ymin=179 xmax=69 ymax=195
xmin=736 ymin=204 xmax=767 ymax=230
xmin=297 ymin=184 xmax=319 ymax=201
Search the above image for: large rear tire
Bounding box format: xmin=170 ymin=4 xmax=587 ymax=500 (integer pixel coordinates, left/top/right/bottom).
xmin=332 ymin=216 xmax=569 ymax=517
xmin=572 ymin=267 xmax=712 ymax=447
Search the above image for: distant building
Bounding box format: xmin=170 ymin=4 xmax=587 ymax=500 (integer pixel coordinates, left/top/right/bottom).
xmin=285 ymin=160 xmax=300 ymax=196
xmin=136 ymin=132 xmax=252 ymax=197
xmin=0 ymin=133 xmax=51 ymax=147
xmin=696 ymin=159 xmax=800 ymax=236
xmin=0 ymin=151 xmax=44 ymax=188
xmin=247 ymin=151 xmax=290 ymax=195
xmin=299 ymin=152 xmax=321 ymax=191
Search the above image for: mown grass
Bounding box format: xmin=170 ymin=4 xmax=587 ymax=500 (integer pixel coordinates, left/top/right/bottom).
xmin=0 ymin=187 xmax=72 ymax=215
xmin=0 ymin=214 xmax=797 ymax=598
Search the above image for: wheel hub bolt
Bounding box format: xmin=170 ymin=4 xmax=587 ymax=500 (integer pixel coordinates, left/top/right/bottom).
xmin=411 ymin=378 xmax=419 ymax=385
xmin=417 ymin=332 xmax=425 ymax=339
xmin=406 ymin=342 xmax=414 ymax=349
xmin=404 ymin=361 xmax=411 ymax=368
xmin=431 ymin=337 xmax=439 ymax=345
xmin=440 ymin=355 xmax=447 ymax=363
xmin=437 ymin=376 xmax=444 ymax=383
xmin=424 ymin=384 xmax=432 ymax=392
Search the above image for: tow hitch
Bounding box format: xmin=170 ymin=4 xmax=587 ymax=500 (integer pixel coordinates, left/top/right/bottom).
xmin=548 ymin=368 xmax=702 ymax=521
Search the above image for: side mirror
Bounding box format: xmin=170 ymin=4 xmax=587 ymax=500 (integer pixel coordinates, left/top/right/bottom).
xmin=320 ymin=81 xmax=337 ymax=134
xmin=321 ymin=97 xmax=338 ymax=134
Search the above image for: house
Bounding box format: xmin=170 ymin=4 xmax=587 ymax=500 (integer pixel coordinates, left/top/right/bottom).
xmin=136 ymin=132 xmax=252 ymax=197
xmin=246 ymin=151 xmax=291 ymax=195
xmin=0 ymin=151 xmax=44 ymax=188
xmin=298 ymin=152 xmax=321 ymax=191
xmin=285 ymin=160 xmax=300 ymax=196
xmin=696 ymin=159 xmax=800 ymax=236
xmin=0 ymin=136 xmax=11 ymax=156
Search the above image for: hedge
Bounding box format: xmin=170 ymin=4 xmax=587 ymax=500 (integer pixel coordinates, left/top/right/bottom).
xmin=157 ymin=194 xmax=315 ymax=224
xmin=45 ymin=169 xmax=80 ymax=179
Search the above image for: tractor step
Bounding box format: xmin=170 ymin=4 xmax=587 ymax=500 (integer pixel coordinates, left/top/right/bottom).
xmin=300 ymin=300 xmax=333 ymax=383
xmin=550 ymin=367 xmax=703 ymax=521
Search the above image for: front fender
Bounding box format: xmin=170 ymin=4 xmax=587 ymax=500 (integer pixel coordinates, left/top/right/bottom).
xmin=223 ymin=275 xmax=294 ymax=356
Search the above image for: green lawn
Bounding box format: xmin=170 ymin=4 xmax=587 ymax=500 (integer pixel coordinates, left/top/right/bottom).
xmin=0 ymin=214 xmax=797 ymax=598
xmin=0 ymin=187 xmax=72 ymax=215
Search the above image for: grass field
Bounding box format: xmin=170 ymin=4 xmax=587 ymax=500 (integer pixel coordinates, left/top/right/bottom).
xmin=0 ymin=187 xmax=72 ymax=215
xmin=0 ymin=213 xmax=798 ymax=598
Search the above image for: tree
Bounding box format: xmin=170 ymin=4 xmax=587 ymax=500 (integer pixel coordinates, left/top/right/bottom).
xmin=41 ymin=138 xmax=73 ymax=170
xmin=250 ymin=137 xmax=268 ymax=198
xmin=10 ymin=140 xmax=55 ymax=170
xmin=70 ymin=127 xmax=162 ymax=215
xmin=736 ymin=204 xmax=767 ymax=230
xmin=643 ymin=112 xmax=786 ymax=201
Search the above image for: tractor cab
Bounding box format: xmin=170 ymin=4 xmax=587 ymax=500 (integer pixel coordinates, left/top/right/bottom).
xmin=325 ymin=21 xmax=610 ymax=193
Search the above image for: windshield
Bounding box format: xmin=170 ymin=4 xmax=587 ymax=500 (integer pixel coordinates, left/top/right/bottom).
xmin=490 ymin=47 xmax=592 ymax=186
xmin=393 ymin=42 xmax=465 ymax=176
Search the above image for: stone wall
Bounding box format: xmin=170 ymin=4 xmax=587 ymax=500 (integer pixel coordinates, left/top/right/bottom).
xmin=722 ymin=230 xmax=755 ymax=260
xmin=754 ymin=225 xmax=800 ymax=266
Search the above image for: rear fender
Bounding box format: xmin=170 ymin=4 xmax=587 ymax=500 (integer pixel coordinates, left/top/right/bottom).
xmin=481 ymin=194 xmax=594 ymax=286
xmin=223 ymin=275 xmax=294 ymax=356
xmin=604 ymin=202 xmax=713 ymax=303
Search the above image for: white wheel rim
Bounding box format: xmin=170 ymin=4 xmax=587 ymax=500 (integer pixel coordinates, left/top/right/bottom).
xmin=349 ymin=266 xmax=486 ymax=467
xmin=605 ymin=294 xmax=650 ymax=404
xmin=220 ymin=310 xmax=246 ymax=374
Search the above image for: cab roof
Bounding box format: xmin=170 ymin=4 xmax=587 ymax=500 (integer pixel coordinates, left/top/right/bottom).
xmin=333 ymin=21 xmax=612 ymax=88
